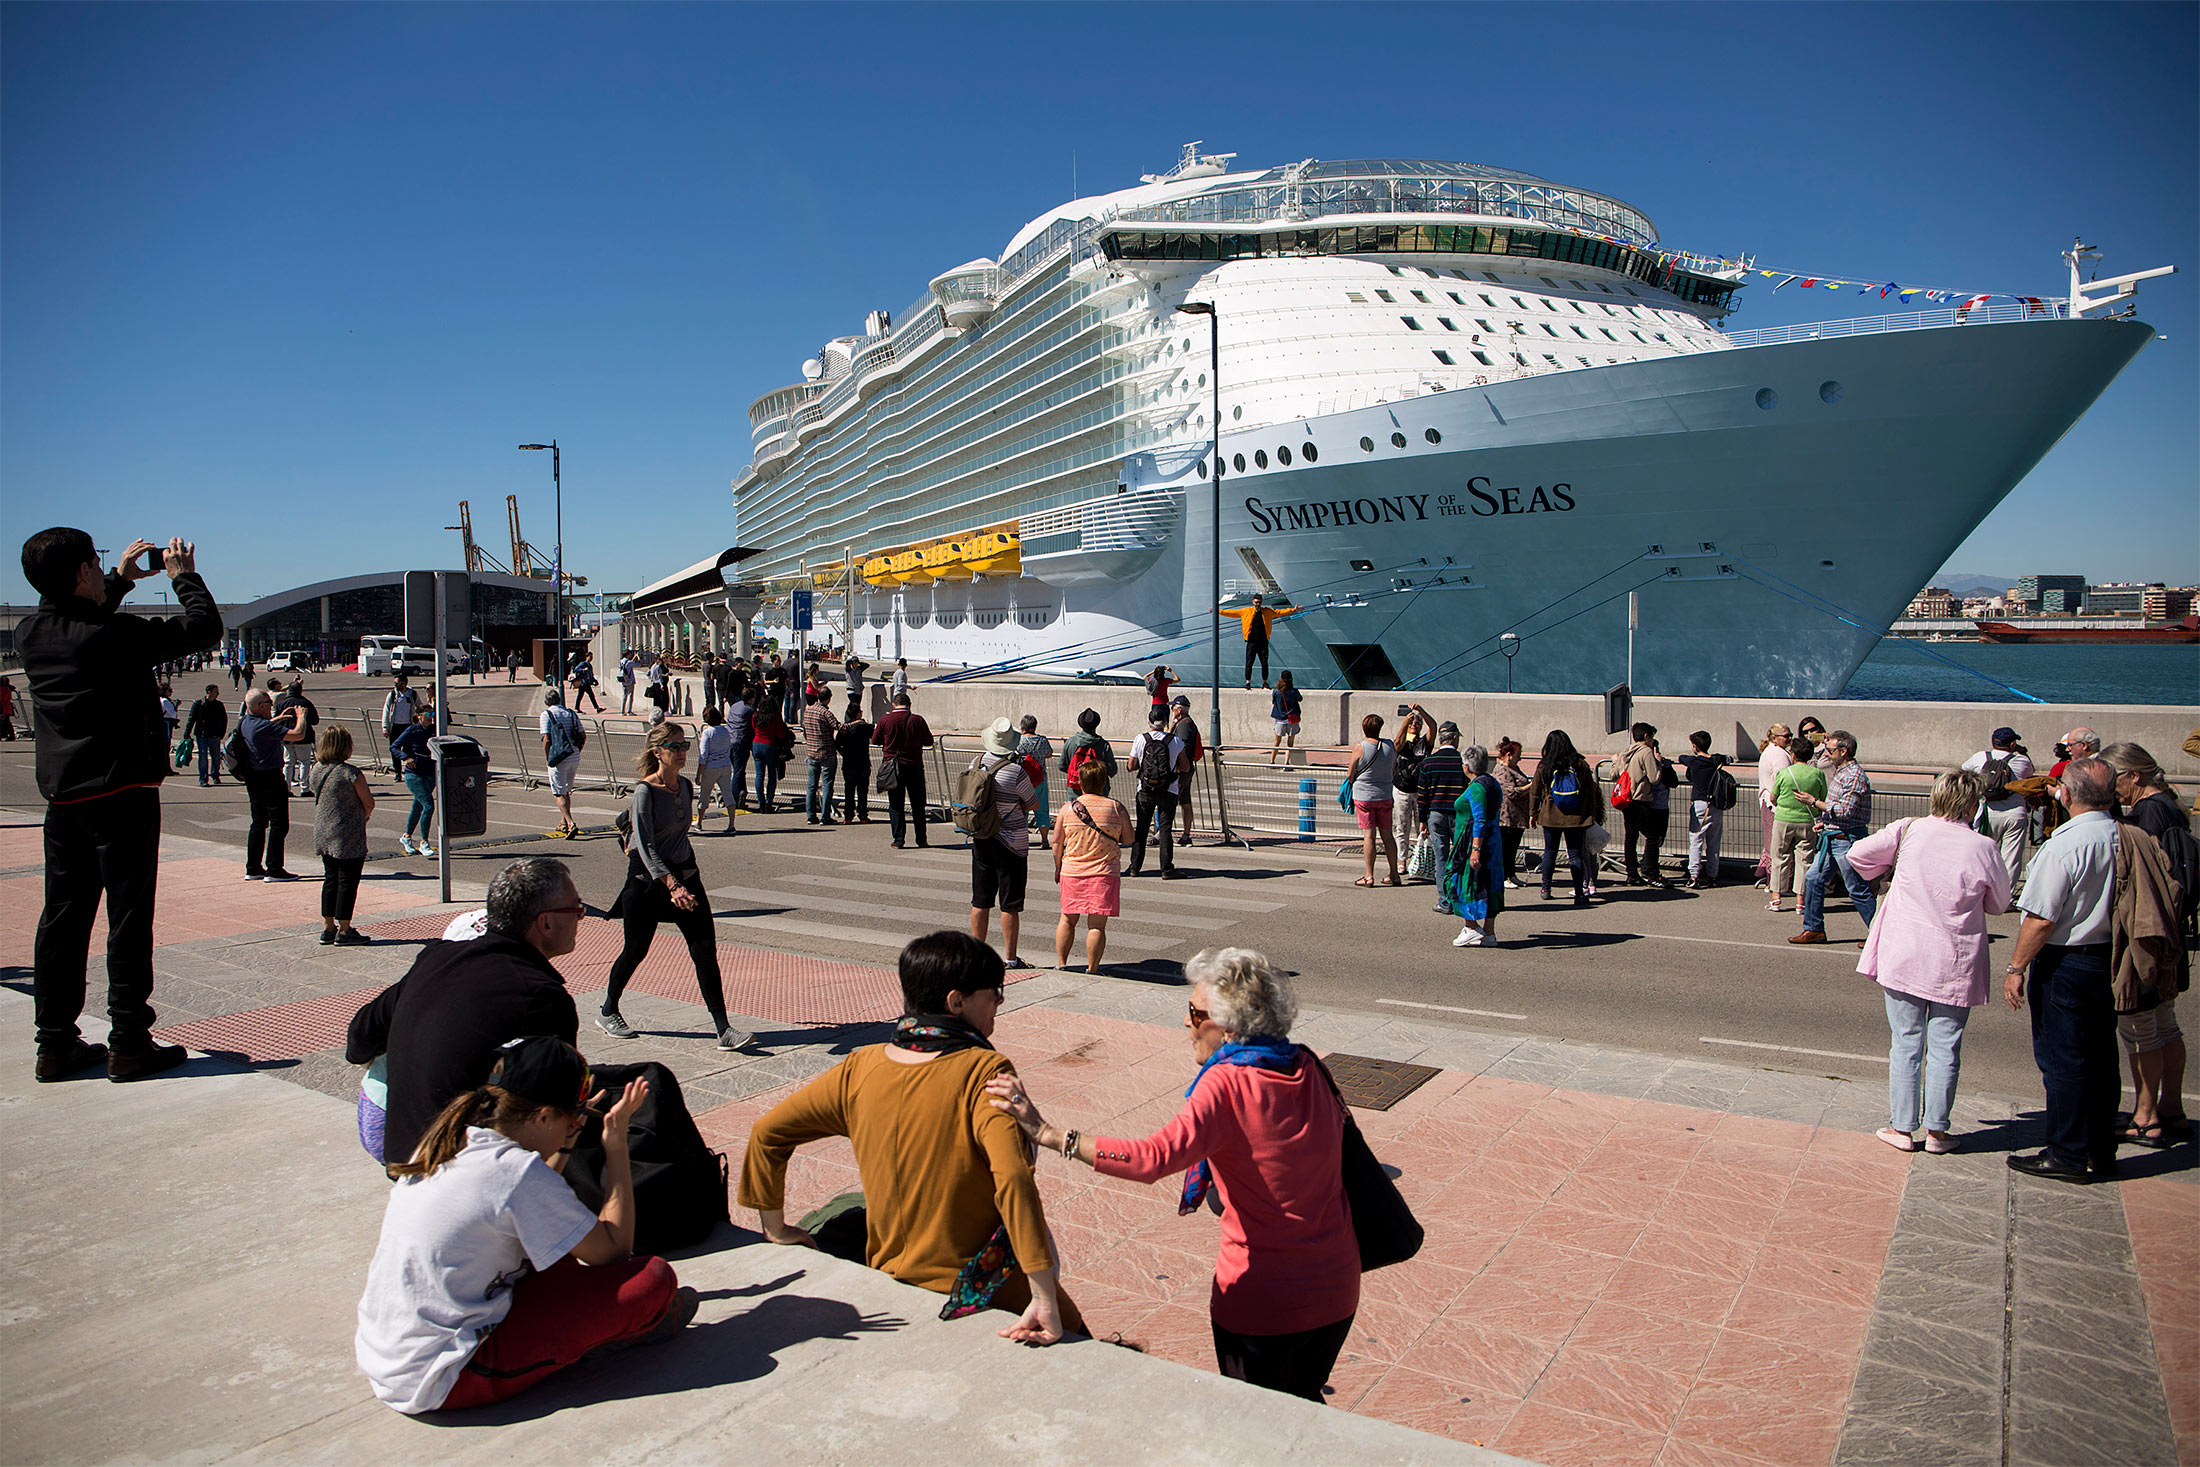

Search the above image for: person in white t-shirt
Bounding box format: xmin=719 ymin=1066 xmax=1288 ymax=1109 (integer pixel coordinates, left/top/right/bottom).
xmin=538 ymin=688 xmax=587 ymax=839
xmin=1753 ymin=723 xmax=1793 ymax=890
xmin=355 ymin=1036 xmax=695 ymax=1414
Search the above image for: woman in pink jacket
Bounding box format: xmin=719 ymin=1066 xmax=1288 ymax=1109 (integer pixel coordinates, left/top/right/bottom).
xmin=1846 ymin=769 xmax=2012 ymax=1154
xmin=985 ymin=947 xmax=1358 ymax=1400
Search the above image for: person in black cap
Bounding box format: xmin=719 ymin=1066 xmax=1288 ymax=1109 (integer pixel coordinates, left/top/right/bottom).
xmin=355 ymin=1037 xmax=697 ymax=1414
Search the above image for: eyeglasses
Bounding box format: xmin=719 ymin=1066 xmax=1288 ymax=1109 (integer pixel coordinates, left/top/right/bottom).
xmin=539 ymin=904 xmax=586 ymax=918
xmin=662 ymin=740 xmax=690 ymax=751
xmin=1187 ymin=1001 xmax=1211 ymax=1025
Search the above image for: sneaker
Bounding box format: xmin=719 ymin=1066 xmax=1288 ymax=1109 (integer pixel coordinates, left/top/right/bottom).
xmin=597 ymin=1011 xmax=638 ymax=1040
xmin=398 ymin=836 xmax=418 ymax=855
xmin=417 ymin=844 xmax=437 ymax=858
xmin=319 ymin=928 xmax=338 ymax=945
xmin=1584 ymin=884 xmax=1600 ymax=898
xmin=333 ymin=929 xmax=372 ymax=946
xmin=109 ymin=1042 xmax=189 ymax=1082
xmin=243 ymin=872 xmax=264 ymax=882
xmin=587 ymin=1286 xmax=699 ymax=1360
xmin=1452 ymin=928 xmax=1486 ymax=947
xmin=716 ymin=1022 xmax=753 ymax=1051
xmin=1503 ymin=879 xmax=1523 ymax=889
xmin=34 ymin=1040 xmax=108 ymax=1083
xmin=262 ymin=870 xmax=300 ymax=882
xmin=1161 ymin=870 xmax=1184 ymax=880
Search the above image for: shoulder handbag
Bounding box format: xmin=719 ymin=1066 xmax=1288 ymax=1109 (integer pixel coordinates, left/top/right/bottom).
xmin=1069 ymin=797 xmax=1121 ymax=845
xmin=874 ymin=755 xmax=902 ymax=793
xmin=1307 ymin=1052 xmax=1423 ymax=1271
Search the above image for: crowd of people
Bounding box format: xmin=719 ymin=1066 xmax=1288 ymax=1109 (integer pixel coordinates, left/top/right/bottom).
xmin=14 ymin=521 xmax=2195 ymax=1419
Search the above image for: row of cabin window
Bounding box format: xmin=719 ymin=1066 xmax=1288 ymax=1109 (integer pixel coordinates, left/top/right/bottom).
xmin=1351 ymin=284 xmax=1690 ymax=330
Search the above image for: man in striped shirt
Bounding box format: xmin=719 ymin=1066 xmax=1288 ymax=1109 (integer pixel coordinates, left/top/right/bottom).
xmin=1416 ymin=721 xmax=1469 ymax=912
xmin=1793 ymin=731 xmax=1876 ymax=944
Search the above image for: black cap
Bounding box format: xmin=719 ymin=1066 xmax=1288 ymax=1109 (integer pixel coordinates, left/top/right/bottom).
xmin=1148 ymin=705 xmax=1168 ymax=725
xmin=488 ymin=1036 xmax=590 ymax=1113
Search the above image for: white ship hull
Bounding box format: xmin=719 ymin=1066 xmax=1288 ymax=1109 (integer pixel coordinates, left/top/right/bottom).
xmin=765 ymin=317 xmax=2152 ymax=697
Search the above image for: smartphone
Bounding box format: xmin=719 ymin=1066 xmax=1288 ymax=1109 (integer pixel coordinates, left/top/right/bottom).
xmin=1396 ymin=703 xmax=1412 ymax=717
xmin=129 ymin=545 xmax=164 ymax=575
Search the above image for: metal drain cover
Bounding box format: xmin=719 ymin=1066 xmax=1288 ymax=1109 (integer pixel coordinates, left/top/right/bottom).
xmin=1322 ymin=1052 xmax=1441 ymax=1111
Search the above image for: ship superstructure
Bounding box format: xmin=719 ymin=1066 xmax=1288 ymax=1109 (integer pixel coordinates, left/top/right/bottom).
xmin=730 ymin=145 xmax=2165 ymax=696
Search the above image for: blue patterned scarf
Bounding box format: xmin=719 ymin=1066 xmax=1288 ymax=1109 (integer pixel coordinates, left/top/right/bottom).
xmin=1177 ymin=1036 xmax=1301 ymax=1214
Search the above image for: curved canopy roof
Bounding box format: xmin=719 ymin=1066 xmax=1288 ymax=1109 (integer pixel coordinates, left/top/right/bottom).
xmin=627 ymin=547 xmax=764 ymax=611
xmin=227 ymin=570 xmax=553 ymax=628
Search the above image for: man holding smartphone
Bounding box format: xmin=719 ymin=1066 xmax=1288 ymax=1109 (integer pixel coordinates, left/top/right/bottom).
xmin=19 ymin=529 xmax=222 ymax=1083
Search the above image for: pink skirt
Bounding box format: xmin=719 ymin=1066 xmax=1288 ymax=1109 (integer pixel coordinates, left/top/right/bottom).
xmin=1059 ymin=870 xmax=1121 ymax=916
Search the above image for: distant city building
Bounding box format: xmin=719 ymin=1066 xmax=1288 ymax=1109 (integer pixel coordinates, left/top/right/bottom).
xmin=2144 ymin=585 xmax=2198 ymax=621
xmin=1906 ymin=586 xmax=1959 ymax=619
xmin=2083 ymin=582 xmax=2155 ymax=617
xmin=2015 ymin=573 xmax=2087 ymax=613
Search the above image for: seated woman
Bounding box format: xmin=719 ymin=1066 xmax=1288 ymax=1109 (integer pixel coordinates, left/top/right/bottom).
xmin=740 ymin=931 xmax=1083 ymax=1344
xmin=987 ymin=948 xmax=1358 ymax=1401
xmin=355 ymin=1037 xmax=695 ymax=1413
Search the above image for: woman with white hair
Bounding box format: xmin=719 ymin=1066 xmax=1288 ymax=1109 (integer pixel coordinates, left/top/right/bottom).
xmin=986 ymin=947 xmax=1357 ymax=1400
xmin=1845 ymin=768 xmax=2011 ymax=1153
xmin=1445 ymin=745 xmax=1505 ymax=947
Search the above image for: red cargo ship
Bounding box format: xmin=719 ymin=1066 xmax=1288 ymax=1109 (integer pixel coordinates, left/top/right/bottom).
xmin=1973 ymin=616 xmax=2199 ymax=644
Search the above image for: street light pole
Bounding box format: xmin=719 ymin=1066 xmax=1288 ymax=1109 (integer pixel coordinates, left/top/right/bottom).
xmin=1176 ymin=301 xmax=1222 ymax=752
xmin=519 ymin=441 xmax=562 ymax=685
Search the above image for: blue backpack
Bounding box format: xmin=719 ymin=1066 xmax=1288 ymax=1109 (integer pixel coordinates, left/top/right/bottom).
xmin=1550 ymin=767 xmax=1585 ymax=815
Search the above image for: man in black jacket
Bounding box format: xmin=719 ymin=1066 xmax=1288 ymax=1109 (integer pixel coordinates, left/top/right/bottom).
xmin=20 ymin=530 xmax=222 ymax=1082
xmin=346 ymin=858 xmax=585 ymax=1169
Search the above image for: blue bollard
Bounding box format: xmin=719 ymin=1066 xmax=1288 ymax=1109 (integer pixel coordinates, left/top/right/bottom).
xmin=1298 ymin=778 xmax=1317 ymax=842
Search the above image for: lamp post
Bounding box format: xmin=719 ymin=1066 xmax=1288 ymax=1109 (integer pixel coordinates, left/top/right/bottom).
xmin=518 ymin=441 xmax=562 ymax=687
xmin=1499 ymin=631 xmax=1520 ymax=693
xmin=1175 ymin=300 xmax=1222 ymax=752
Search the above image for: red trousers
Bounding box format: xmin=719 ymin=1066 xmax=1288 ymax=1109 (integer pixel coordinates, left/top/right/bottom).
xmin=438 ymin=1255 xmax=678 ymax=1410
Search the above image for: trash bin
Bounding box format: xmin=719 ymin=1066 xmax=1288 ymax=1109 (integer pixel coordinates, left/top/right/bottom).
xmin=430 ymin=735 xmax=490 ymax=839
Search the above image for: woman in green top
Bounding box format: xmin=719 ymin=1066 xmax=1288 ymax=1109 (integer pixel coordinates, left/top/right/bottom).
xmin=1444 ymin=746 xmax=1506 ymax=948
xmin=1767 ymin=757 xmax=1828 ymax=912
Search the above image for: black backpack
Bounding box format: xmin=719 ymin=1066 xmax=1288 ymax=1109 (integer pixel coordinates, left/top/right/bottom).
xmin=560 ymin=1060 xmax=730 ymax=1255
xmin=221 ymin=725 xmax=252 ymax=779
xmin=1709 ymin=765 xmax=1740 ymax=812
xmin=1979 ymin=752 xmax=2016 ymax=803
xmin=1137 ymin=730 xmax=1175 ymax=791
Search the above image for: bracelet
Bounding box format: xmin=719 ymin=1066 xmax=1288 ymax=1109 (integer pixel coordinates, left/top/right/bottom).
xmin=1058 ymin=1128 xmax=1079 ymax=1162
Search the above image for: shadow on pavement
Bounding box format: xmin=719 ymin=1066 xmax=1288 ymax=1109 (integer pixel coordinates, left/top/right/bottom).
xmin=420 ymin=1291 xmax=910 ymax=1426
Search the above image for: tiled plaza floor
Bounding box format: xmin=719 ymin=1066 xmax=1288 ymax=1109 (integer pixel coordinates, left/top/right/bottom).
xmin=4 ymin=818 xmax=2193 ymax=1467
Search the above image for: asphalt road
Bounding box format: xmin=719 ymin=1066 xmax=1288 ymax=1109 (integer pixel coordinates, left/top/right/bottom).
xmin=2 ymin=669 xmax=2050 ymax=1101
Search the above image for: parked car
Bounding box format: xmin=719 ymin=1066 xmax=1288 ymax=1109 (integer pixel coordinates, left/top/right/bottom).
xmin=266 ymin=650 xmax=318 ymax=673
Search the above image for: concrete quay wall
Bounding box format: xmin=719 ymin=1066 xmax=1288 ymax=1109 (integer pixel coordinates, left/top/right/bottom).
xmin=806 ymin=680 xmax=2198 ymax=776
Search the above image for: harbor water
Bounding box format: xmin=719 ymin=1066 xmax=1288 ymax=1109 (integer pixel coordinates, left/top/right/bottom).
xmin=1843 ymin=640 xmax=2199 ymax=706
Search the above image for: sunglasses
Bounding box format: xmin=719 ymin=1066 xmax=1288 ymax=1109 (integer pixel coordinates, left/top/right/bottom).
xmin=539 ymin=904 xmax=586 ymax=918
xmin=662 ymin=740 xmax=691 ymax=751
xmin=1187 ymin=1001 xmax=1211 ymax=1025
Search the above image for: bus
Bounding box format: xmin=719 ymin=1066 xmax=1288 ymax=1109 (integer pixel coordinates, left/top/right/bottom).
xmin=358 ymin=635 xmax=406 ymax=677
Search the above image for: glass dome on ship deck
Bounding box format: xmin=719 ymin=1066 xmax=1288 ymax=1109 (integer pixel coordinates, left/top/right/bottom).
xmin=1116 ymin=159 xmax=1658 ymax=247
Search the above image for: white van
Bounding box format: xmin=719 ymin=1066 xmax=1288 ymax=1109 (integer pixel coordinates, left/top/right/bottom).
xmin=358 ymin=636 xmax=406 ymax=677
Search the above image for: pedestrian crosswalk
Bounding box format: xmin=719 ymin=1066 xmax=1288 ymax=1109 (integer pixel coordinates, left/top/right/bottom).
xmin=695 ymin=839 xmax=1338 ymax=962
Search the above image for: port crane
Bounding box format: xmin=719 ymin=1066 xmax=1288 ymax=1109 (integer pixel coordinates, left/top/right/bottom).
xmin=505 ymin=494 xmax=586 ymax=589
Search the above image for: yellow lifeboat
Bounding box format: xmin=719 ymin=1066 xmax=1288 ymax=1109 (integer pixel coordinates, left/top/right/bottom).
xmin=894 ymin=548 xmax=934 ymax=585
xmin=862 ymin=554 xmax=901 ymax=587
xmin=924 ymin=539 xmax=975 ymax=581
xmin=961 ymin=530 xmax=1021 ymax=578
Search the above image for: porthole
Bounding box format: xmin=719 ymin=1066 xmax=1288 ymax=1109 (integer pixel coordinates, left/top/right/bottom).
xmin=1278 ymin=445 xmax=1293 ymax=466
xmin=1819 ymin=380 xmax=1843 ymax=404
xmin=1424 ymin=428 xmax=1442 ymax=445
xmin=1254 ymin=449 xmax=1269 ymax=469
xmin=1390 ymin=431 xmax=1408 ymax=449
xmin=1755 ymin=388 xmax=1779 ymax=410
xmin=1233 ymin=453 xmax=1247 ymax=473
xmin=1197 ymin=373 xmax=1207 ymax=388
xmin=1359 ymin=436 xmax=1375 ymax=453
xmin=1196 ymin=460 xmax=1207 ymax=479
xmin=1302 ymin=442 xmax=1319 ymax=463
xmin=1232 ymin=405 xmax=1243 ymax=421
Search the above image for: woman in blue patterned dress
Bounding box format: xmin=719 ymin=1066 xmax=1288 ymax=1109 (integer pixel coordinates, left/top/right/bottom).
xmin=1444 ymin=745 xmax=1506 ymax=948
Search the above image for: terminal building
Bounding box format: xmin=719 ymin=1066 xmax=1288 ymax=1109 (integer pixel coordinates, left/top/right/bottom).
xmin=220 ymin=571 xmax=558 ymax=666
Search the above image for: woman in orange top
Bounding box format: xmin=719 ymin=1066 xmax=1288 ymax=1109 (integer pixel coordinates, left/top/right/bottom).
xmin=1054 ymin=763 xmax=1134 ymax=973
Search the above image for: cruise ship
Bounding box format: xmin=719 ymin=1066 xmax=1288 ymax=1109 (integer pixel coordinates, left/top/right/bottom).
xmin=731 ymin=147 xmax=2168 ymax=696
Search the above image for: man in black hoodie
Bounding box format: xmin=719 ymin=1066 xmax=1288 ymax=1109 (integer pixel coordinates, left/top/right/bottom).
xmin=19 ymin=529 xmax=222 ymax=1083
xmin=345 ymin=858 xmax=584 ymax=1169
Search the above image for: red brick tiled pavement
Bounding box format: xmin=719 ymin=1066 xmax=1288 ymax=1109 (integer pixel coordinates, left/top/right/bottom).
xmin=2126 ymin=1177 xmax=2200 ymax=1467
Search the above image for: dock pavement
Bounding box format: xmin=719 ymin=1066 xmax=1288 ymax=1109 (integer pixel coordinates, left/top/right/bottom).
xmin=1 ymin=816 xmax=2192 ymax=1467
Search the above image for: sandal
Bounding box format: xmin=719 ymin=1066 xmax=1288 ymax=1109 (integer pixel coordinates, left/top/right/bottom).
xmin=2117 ymin=1123 xmax=2175 ymax=1150
xmin=1388 ymin=875 xmax=1404 ymax=887
xmin=1355 ymin=877 xmax=1377 ymax=887
xmin=1765 ymin=899 xmax=1784 ymax=912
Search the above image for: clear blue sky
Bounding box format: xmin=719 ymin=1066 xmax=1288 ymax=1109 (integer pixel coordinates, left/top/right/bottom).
xmin=5 ymin=2 xmax=2193 ymax=607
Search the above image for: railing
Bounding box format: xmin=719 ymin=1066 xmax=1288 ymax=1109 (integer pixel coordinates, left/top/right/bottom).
xmin=1721 ymin=301 xmax=2068 ymax=349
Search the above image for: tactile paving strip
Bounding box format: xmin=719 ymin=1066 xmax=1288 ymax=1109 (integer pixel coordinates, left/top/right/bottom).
xmin=351 ymin=915 xmax=951 ymax=1026
xmin=1321 ymin=1051 xmax=1443 ymax=1111
xmin=153 ymin=986 xmax=388 ymax=1062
